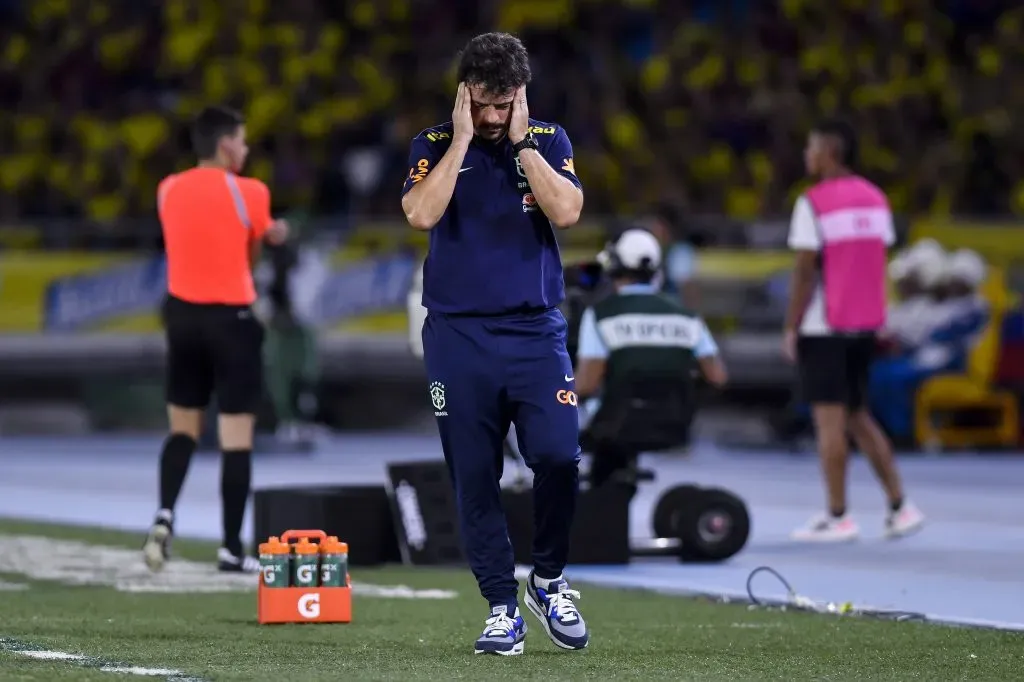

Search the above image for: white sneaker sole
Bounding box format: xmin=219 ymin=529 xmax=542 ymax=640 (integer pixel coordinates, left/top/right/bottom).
xmin=525 ymin=593 xmax=587 ymax=651
xmin=474 ymin=639 xmax=525 ymax=656
xmin=885 ymin=517 xmax=925 ymax=540
xmin=142 ymin=525 xmax=169 ymax=572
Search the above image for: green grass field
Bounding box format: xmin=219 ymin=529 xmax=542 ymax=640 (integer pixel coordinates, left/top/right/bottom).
xmin=0 ymin=518 xmax=1021 ymax=681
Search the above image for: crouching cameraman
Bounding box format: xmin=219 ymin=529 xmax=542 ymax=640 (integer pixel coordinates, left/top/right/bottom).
xmin=572 ymin=229 xmax=727 ymax=487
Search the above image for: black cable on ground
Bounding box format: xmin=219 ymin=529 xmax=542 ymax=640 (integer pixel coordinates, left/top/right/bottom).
xmin=745 ymin=565 xmax=928 ymax=623
xmin=745 ymin=565 xmax=797 ymax=607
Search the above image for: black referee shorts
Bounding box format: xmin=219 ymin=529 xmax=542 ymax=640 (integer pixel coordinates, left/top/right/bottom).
xmin=163 ymin=295 xmax=265 ymax=415
xmin=797 ymin=334 xmax=876 ymax=410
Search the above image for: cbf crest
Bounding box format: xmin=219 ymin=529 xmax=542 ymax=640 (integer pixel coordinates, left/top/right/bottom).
xmin=514 ymin=157 xmax=531 ymax=191
xmin=514 ymin=156 xmax=527 ymax=178
xmin=429 ymin=381 xmax=448 ymax=416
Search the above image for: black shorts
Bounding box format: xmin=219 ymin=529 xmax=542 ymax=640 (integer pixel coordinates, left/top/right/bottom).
xmin=797 ymin=334 xmax=875 ymax=409
xmin=163 ymin=295 xmax=265 ymax=414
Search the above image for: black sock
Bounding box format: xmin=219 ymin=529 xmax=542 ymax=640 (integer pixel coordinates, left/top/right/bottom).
xmin=159 ymin=434 xmax=196 ymax=512
xmin=829 ymin=507 xmax=846 ymax=519
xmin=220 ymin=449 xmax=252 ymax=557
xmin=889 ymin=498 xmax=903 ymax=513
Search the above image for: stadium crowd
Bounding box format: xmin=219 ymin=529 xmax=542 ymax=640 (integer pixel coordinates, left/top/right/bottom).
xmin=0 ymin=0 xmax=1020 ymax=236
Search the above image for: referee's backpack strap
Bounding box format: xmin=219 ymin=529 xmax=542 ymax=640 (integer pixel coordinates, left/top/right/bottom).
xmin=224 ymin=173 xmax=252 ymax=230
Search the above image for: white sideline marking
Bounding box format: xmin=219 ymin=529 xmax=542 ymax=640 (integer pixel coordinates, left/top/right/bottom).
xmin=100 ymin=666 xmax=186 ymax=676
xmin=1 ymin=638 xmax=201 ymax=680
xmin=21 ymin=650 xmax=88 ymax=661
xmin=0 ymin=534 xmax=456 ymax=598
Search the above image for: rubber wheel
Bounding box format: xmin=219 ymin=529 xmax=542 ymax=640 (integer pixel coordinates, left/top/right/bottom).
xmin=651 ymin=484 xmax=703 ymax=539
xmin=676 ymin=487 xmax=750 ymax=562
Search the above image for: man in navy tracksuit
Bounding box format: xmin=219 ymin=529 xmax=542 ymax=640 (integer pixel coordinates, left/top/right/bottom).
xmin=401 ymin=33 xmax=588 ymax=657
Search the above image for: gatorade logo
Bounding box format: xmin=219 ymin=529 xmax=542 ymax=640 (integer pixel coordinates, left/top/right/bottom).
xmin=262 ymin=566 xmax=276 ymax=584
xmin=296 ymin=564 xmax=316 ymax=585
xmin=297 ymin=593 xmax=320 ymax=619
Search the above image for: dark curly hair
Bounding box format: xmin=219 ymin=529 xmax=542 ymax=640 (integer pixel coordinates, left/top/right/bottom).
xmin=456 ymin=32 xmax=532 ymax=94
xmin=813 ymin=118 xmax=859 ymax=168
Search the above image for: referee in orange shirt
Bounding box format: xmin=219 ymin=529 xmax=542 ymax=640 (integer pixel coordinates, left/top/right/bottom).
xmin=143 ymin=106 xmax=288 ymax=573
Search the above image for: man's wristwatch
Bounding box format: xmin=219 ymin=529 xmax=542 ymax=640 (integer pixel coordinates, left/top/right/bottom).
xmin=512 ymin=132 xmax=538 ymax=155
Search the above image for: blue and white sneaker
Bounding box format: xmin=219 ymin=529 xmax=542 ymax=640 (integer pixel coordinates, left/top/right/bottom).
xmin=474 ymin=605 xmax=527 ymax=656
xmin=524 ymin=572 xmax=589 ymax=650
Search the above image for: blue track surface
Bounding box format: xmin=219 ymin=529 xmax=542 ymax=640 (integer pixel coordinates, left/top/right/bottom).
xmin=1 ymin=434 xmax=1022 ymax=629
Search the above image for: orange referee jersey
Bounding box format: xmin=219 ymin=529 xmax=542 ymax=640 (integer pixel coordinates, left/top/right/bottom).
xmin=158 ymin=167 xmax=272 ymax=305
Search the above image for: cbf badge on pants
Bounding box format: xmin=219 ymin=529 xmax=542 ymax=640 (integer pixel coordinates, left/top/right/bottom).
xmin=429 ymin=381 xmax=447 ymax=417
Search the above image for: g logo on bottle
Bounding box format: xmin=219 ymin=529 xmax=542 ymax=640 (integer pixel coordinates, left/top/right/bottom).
xmin=556 ymin=390 xmax=578 ymax=406
xmin=297 ymin=593 xmax=321 ymax=619
xmin=296 ymin=563 xmax=316 ymax=586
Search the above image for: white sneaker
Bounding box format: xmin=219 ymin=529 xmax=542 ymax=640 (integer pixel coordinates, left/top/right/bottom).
xmin=791 ymin=513 xmax=860 ymax=542
xmin=885 ymin=501 xmax=925 ymax=539
xmin=216 ymin=547 xmax=260 ymax=573
xmin=141 ymin=516 xmax=173 ymax=572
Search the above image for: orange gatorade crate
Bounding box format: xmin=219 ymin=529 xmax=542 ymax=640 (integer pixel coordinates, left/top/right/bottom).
xmin=257 ymin=529 xmax=352 ymax=624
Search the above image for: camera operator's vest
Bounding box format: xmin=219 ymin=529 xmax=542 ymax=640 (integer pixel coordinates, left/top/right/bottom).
xmin=592 ymin=292 xmax=699 ymax=395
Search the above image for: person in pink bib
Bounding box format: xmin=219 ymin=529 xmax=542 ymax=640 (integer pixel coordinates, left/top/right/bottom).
xmin=783 ymin=119 xmax=925 ymax=543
